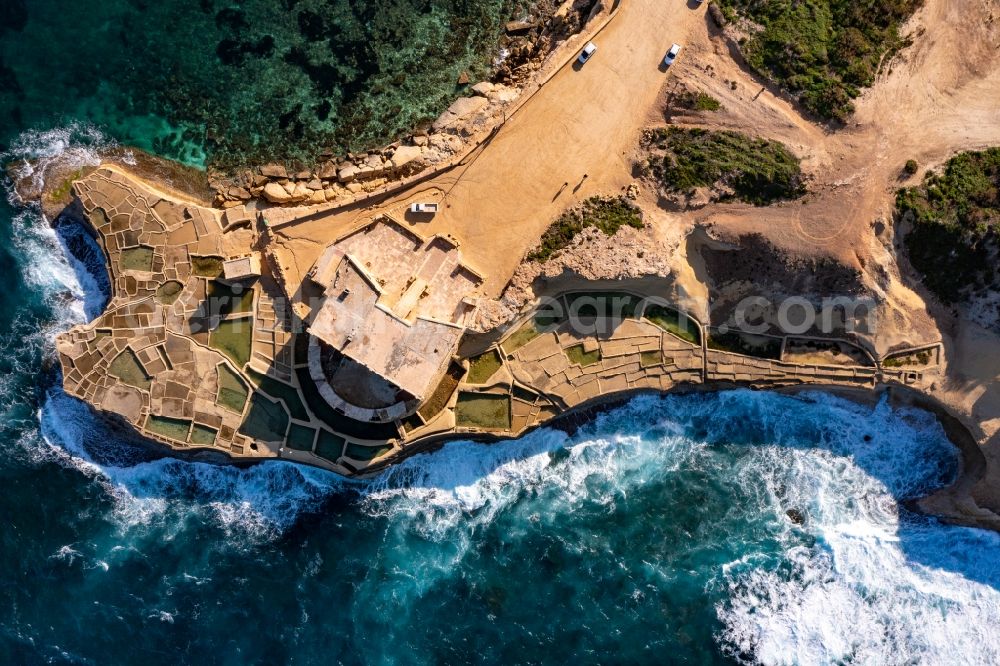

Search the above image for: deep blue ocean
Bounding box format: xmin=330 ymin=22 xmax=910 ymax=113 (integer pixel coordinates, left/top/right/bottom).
xmin=3 ymin=2 xmax=1000 ymax=663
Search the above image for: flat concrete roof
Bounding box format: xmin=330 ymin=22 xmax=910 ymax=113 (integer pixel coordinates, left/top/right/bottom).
xmin=307 ymin=219 xmax=481 ymax=401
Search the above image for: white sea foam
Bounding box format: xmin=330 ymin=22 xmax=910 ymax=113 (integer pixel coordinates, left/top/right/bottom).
xmin=3 ymin=123 xmax=108 ymax=203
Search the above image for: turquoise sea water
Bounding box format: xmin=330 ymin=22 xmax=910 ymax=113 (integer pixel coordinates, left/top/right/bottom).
xmin=0 ymin=0 xmax=516 ymax=167
xmin=3 ymin=3 xmax=1000 ymax=662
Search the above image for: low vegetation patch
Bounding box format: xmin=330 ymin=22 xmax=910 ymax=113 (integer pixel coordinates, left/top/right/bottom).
xmin=897 ymin=148 xmax=1000 ymax=304
xmin=883 ymin=349 xmax=933 ymax=368
xmin=286 ymin=424 xmax=317 ymax=452
xmin=565 ymin=291 xmax=642 ymax=320
xmin=503 ymin=318 xmax=546 ymax=353
xmin=207 ymin=281 xmax=254 ymax=318
xmin=715 ymin=0 xmax=921 ymax=122
xmin=155 ymin=280 xmax=184 ymax=305
xmin=527 ymin=197 xmax=644 ymax=262
xmin=676 ymin=90 xmax=722 ymax=112
xmin=191 ymin=256 xmax=224 ymax=277
xmin=467 ymin=350 xmax=503 ymax=384
xmin=417 ymin=363 xmax=465 ymax=422
xmin=644 ymin=128 xmax=805 ymax=205
xmin=643 ymin=304 xmax=702 ymax=345
xmin=190 ymin=424 xmax=218 ymax=446
xmin=246 ymin=368 xmax=310 ymax=422
xmin=216 ymin=363 xmax=249 ymax=413
xmin=239 ymin=394 xmax=289 ymax=443
xmin=109 ymin=349 xmax=152 ymax=390
xmin=146 ymin=415 xmax=191 ymax=442
xmin=344 ymin=443 xmax=394 ymax=462
xmin=640 ymin=350 xmax=664 ymax=367
xmin=209 ymin=316 xmax=253 ymax=367
xmin=120 ymin=246 xmax=154 ymax=272
xmin=707 ymin=330 xmax=783 ymax=360
xmin=564 ymin=344 xmax=601 ymax=367
xmin=455 ymin=393 xmax=511 ymax=430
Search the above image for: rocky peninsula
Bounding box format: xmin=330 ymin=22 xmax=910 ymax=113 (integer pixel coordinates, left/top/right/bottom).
xmin=15 ymin=0 xmax=1000 ymax=533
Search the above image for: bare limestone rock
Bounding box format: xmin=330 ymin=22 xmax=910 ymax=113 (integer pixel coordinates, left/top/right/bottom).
xmin=471 ymin=225 xmax=673 ymax=332
xmin=227 ymin=186 xmax=251 ymax=201
xmin=389 ymin=145 xmax=423 ymax=169
xmin=432 ymin=96 xmax=489 ymax=132
xmin=290 ymin=182 xmax=312 ymax=202
xmin=488 ymin=84 xmax=520 ymax=104
xmin=262 ymin=182 xmax=293 ymax=203
xmin=338 ymin=164 xmax=360 ymax=183
xmin=471 ymin=81 xmax=495 ymax=97
xmin=260 ymin=164 xmax=287 ymax=179
xmin=318 ymin=162 xmax=338 ymax=179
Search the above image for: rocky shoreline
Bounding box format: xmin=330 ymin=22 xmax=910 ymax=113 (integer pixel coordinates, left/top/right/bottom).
xmin=209 ymin=0 xmax=607 ymax=209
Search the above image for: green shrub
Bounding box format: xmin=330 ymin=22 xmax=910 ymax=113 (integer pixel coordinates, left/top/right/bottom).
xmin=645 ymin=127 xmax=805 ymax=205
xmin=716 ymin=0 xmax=921 ymax=122
xmin=677 ymin=91 xmax=722 ymax=112
xmin=528 ymin=197 xmax=644 ymax=262
xmin=897 ymin=148 xmax=1000 ymax=304
xmin=904 ymin=159 xmax=919 ymax=175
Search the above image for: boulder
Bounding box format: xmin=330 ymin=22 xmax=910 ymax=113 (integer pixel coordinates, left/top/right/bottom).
xmin=308 ymin=189 xmax=327 ymax=205
xmin=306 ymin=178 xmax=324 ymax=190
xmin=260 ymin=164 xmax=287 ymax=179
xmin=262 ymin=182 xmax=293 ymax=203
xmin=337 ymin=164 xmax=360 ymax=183
xmin=318 ymin=162 xmax=338 ymax=179
xmin=413 ymin=135 xmax=429 ymax=147
xmin=363 ymin=153 xmax=384 ymax=169
xmin=293 ymin=170 xmax=312 ymax=180
xmin=227 ymin=186 xmax=251 ymax=200
xmin=505 ymin=20 xmax=536 ymax=34
xmin=290 ymin=182 xmax=312 ymax=201
xmin=471 ymin=81 xmax=494 ymax=97
xmin=389 ymin=145 xmax=423 ymax=169
xmin=457 ymin=71 xmax=470 ymax=85
xmin=488 ymin=84 xmax=519 ymax=104
xmin=432 ymin=96 xmax=489 ymax=132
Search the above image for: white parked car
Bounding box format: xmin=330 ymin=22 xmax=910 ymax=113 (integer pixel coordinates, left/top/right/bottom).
xmin=663 ymin=43 xmax=682 ymax=67
xmin=409 ymin=202 xmax=439 ymax=215
xmin=578 ymin=41 xmax=597 ymax=65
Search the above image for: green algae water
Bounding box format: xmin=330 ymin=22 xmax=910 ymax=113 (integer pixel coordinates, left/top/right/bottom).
xmin=3 ymin=3 xmax=1000 ymax=663
xmin=0 ymin=0 xmax=517 ymax=167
